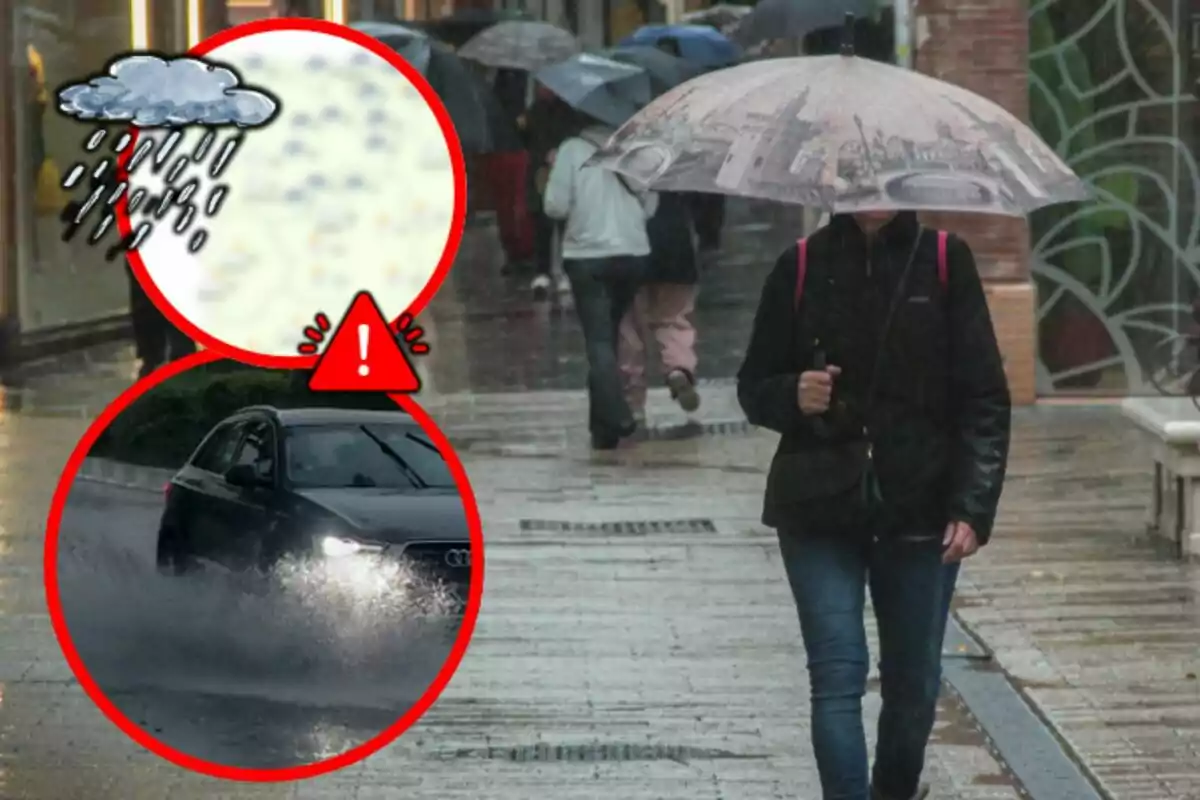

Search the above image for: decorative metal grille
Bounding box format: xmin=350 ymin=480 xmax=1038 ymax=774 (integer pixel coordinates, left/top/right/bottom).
xmin=1029 ymin=0 xmax=1199 ymax=394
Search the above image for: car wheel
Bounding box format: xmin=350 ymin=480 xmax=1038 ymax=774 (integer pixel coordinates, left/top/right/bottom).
xmin=155 ymin=525 xmax=196 ymax=576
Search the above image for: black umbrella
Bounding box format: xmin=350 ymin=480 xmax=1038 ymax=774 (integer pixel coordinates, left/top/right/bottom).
xmin=730 ymin=0 xmax=876 ymax=49
xmin=601 ymin=45 xmax=703 ymax=97
xmin=351 ymin=22 xmax=520 ymax=154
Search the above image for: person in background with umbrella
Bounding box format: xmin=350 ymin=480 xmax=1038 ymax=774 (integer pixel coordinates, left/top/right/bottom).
xmin=617 ymin=187 xmax=701 ymax=421
xmin=523 ymin=86 xmax=574 ymax=299
xmin=458 ymin=19 xmax=582 ymax=289
xmin=542 ymin=109 xmax=658 ymax=449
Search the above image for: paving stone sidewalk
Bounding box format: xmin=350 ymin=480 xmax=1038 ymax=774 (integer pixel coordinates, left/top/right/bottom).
xmin=0 ymin=381 xmax=1027 ymax=799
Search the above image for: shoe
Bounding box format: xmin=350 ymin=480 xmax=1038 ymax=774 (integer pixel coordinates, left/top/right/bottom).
xmin=870 ymin=783 xmax=930 ymax=800
xmin=666 ymin=369 xmax=700 ymax=413
xmin=556 ymin=274 xmax=571 ymax=294
xmin=531 ymin=274 xmax=551 ymax=300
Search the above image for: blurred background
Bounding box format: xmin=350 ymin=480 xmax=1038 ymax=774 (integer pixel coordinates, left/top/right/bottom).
xmin=0 ymin=0 xmax=1197 ymax=399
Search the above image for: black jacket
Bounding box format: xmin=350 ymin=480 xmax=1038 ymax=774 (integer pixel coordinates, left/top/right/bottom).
xmin=646 ymin=192 xmax=698 ymax=285
xmin=736 ymin=212 xmax=1011 ymax=543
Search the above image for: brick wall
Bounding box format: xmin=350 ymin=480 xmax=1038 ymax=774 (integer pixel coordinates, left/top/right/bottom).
xmin=914 ymin=0 xmax=1037 ymax=403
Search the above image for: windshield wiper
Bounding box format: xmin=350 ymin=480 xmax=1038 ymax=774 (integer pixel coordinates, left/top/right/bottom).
xmin=359 ymin=425 xmax=428 ymax=489
xmin=405 ymin=432 xmax=444 ymax=457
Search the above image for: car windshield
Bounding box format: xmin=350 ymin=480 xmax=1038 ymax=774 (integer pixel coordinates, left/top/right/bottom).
xmin=284 ymin=423 xmax=456 ymax=489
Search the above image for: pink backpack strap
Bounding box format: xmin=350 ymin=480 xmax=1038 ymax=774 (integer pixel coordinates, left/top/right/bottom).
xmin=794 ymin=237 xmax=808 ymax=310
xmin=937 ymin=230 xmax=948 ymax=289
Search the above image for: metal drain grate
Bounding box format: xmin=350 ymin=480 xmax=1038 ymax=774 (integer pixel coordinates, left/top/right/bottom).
xmin=442 ymin=742 xmax=767 ymax=763
xmin=519 ymin=518 xmax=716 ymax=535
xmin=641 ymin=419 xmax=753 ymax=440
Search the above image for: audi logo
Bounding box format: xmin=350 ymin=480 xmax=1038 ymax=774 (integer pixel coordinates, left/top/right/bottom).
xmin=444 ymin=548 xmax=471 ymax=568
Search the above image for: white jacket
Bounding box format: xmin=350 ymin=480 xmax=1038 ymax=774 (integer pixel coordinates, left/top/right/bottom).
xmin=542 ymin=126 xmax=658 ymax=260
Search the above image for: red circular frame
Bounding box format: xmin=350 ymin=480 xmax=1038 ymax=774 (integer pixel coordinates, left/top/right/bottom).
xmin=43 ymin=349 xmax=484 ymax=782
xmin=117 ymin=18 xmax=468 ymax=369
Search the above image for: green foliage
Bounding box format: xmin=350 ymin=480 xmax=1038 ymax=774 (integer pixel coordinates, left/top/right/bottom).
xmin=1028 ymin=3 xmax=1139 ymax=293
xmin=91 ymin=364 xmax=402 ymax=469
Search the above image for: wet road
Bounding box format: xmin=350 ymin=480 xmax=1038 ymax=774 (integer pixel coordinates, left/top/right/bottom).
xmin=0 ymin=209 xmax=1191 ymax=797
xmin=57 ymin=479 xmax=457 ymax=771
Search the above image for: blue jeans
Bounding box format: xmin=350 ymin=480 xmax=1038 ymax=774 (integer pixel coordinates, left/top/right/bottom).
xmin=563 ymin=256 xmax=646 ymax=438
xmin=777 ymin=527 xmax=945 ymax=800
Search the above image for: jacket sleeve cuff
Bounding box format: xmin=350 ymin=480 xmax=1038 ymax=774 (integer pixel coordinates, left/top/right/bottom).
xmin=948 ymin=503 xmax=995 ymax=546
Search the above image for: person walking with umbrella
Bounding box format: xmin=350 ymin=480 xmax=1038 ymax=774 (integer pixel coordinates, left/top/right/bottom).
xmin=617 ymin=188 xmax=701 ymax=420
xmin=590 ymin=18 xmax=1090 ymax=797
xmin=543 ymin=113 xmax=658 ymax=448
xmin=536 ymin=55 xmax=657 ymax=449
xmin=522 ymin=85 xmax=574 ymax=299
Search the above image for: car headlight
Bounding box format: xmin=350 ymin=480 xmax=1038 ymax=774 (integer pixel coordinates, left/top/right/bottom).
xmin=319 ymin=535 xmax=383 ymax=557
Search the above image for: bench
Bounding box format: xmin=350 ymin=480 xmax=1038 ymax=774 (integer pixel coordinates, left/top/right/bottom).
xmin=1120 ymin=396 xmax=1200 ymax=559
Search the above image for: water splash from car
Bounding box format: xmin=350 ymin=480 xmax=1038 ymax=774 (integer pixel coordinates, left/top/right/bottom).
xmin=56 ymin=513 xmax=461 ymax=715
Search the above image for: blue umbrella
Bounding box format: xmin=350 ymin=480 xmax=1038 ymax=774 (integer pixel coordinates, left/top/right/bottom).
xmin=535 ymin=53 xmax=652 ymax=128
xmin=620 ymin=24 xmax=741 ymax=68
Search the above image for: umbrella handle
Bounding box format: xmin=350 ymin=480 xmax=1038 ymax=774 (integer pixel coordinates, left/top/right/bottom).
xmin=811 ymin=347 xmax=832 ymax=437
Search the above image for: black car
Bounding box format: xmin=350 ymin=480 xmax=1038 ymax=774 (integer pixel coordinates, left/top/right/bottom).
xmin=155 ymin=406 xmax=471 ymax=608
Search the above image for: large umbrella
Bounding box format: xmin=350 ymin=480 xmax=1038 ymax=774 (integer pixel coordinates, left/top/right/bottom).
xmin=619 ymin=24 xmax=741 ymax=69
xmin=589 ymin=54 xmax=1090 ymax=216
xmin=406 ymin=8 xmax=532 ymax=48
xmin=601 ymin=46 xmax=703 ymax=98
xmin=534 ymin=53 xmax=652 ymax=128
xmin=353 ymin=22 xmax=520 ymax=154
xmin=458 ymin=20 xmax=579 ymax=71
xmin=730 ymin=0 xmax=876 ymax=49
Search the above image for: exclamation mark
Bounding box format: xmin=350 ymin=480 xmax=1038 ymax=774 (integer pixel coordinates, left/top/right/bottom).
xmin=357 ymin=324 xmax=370 ymax=377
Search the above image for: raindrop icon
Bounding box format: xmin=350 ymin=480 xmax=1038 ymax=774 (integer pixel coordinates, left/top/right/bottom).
xmin=62 ymin=164 xmax=86 ymax=190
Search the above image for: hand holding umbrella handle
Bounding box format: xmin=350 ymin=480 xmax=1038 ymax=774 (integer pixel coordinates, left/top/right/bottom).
xmin=810 ymin=348 xmax=833 ymax=437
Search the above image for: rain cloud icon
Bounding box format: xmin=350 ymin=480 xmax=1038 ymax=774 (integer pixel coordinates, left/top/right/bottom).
xmin=54 ymin=53 xmax=279 ymax=261
xmin=57 ymin=54 xmax=278 ymax=128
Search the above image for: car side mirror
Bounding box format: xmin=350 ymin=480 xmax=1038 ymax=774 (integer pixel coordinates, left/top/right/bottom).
xmin=225 ymin=463 xmax=266 ymax=487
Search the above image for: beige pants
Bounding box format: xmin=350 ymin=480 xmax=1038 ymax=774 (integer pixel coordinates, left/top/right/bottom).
xmin=617 ymin=283 xmax=698 ymax=412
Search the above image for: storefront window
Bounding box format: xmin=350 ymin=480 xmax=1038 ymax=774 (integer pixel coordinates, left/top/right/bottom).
xmin=11 ymin=1 xmax=138 ymax=332
xmin=1029 ymin=0 xmax=1199 ymax=393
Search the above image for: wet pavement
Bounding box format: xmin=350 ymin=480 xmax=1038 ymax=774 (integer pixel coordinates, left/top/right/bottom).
xmin=0 ymin=209 xmax=1190 ymax=797
xmin=56 ymin=478 xmax=458 ymax=771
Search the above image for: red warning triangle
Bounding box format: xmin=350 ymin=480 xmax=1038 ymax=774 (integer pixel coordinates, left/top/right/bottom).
xmin=308 ymin=292 xmax=421 ymax=393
